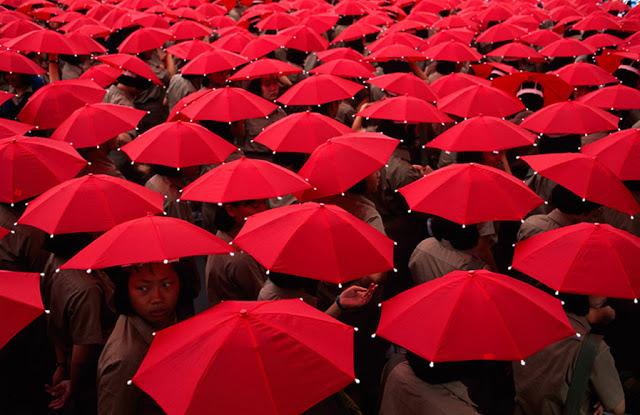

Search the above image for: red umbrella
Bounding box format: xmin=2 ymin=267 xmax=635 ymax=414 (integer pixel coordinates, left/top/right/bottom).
xmin=520 ymin=153 xmax=640 ymax=215
xmin=438 ymin=84 xmax=525 ymax=118
xmin=228 ymin=58 xmax=302 ymax=81
xmin=539 ymin=38 xmax=595 ymax=58
xmin=577 ymin=84 xmax=640 ymax=111
xmin=169 ymin=20 xmax=211 ymax=40
xmin=0 ymin=91 xmax=13 ymax=106
xmin=239 ymin=34 xmax=284 ymax=60
xmin=133 ymin=300 xmax=355 ymax=415
xmin=280 ymin=25 xmax=328 ymax=52
xmin=422 ymin=28 xmax=475 ymax=47
xmin=179 ymin=87 xmax=277 ymax=122
xmin=552 ymin=62 xmax=618 ymax=87
xmin=166 ymin=40 xmax=214 ymax=60
xmin=492 ymin=72 xmax=573 ymax=107
xmin=475 ymin=22 xmax=528 ymax=43
xmin=486 ymin=42 xmax=544 ymax=60
xmin=118 ymin=27 xmax=172 ymax=53
xmin=367 ymin=73 xmax=438 ymax=102
xmin=296 ymin=133 xmax=399 ymax=201
xmin=513 ymin=223 xmax=640 ymax=299
xmin=366 ymin=44 xmax=426 ymax=63
xmin=61 ymin=215 xmax=232 ymax=270
xmin=0 ymin=119 xmax=33 ymax=139
xmin=358 ymin=95 xmax=453 ymax=124
xmin=50 ymin=103 xmax=146 ymax=148
xmin=430 ymin=73 xmax=490 ymax=98
xmin=0 ymin=50 xmax=45 ymax=75
xmin=121 ymin=121 xmax=237 ymax=168
xmin=520 ymin=101 xmax=619 ymax=135
xmin=78 ymin=63 xmax=122 ymax=88
xmin=18 ymin=79 xmax=106 ymax=130
xmin=426 ymin=116 xmax=537 ymax=152
xmin=0 ymin=271 xmax=44 ymax=350
xmin=309 ymin=58 xmax=374 ymax=79
xmin=572 ymin=12 xmax=621 ymax=31
xmin=583 ymin=33 xmax=623 ymax=50
xmin=181 ymin=157 xmax=310 ymax=203
xmin=520 ymin=29 xmax=562 ymax=47
xmin=277 ymin=74 xmax=363 ymax=106
xmin=253 ymin=111 xmax=351 ymax=153
xmin=376 ymin=269 xmax=575 ymax=362
xmin=0 ymin=227 xmax=8 ymax=240
xmin=255 ymin=11 xmax=297 ymax=30
xmin=233 ymin=202 xmax=393 ymax=282
xmin=331 ymin=21 xmax=381 ymax=44
xmin=422 ymin=40 xmax=482 ymax=62
xmin=334 ymin=0 xmax=370 ymax=16
xmin=97 ymin=54 xmax=162 ymax=85
xmin=581 ymin=129 xmax=640 ymax=181
xmin=17 ymin=174 xmax=164 ymax=235
xmin=167 ymin=88 xmax=210 ymax=121
xmin=367 ymin=32 xmax=423 ymax=53
xmin=0 ymin=19 xmax=42 ymax=38
xmin=180 ymin=48 xmax=249 ymax=75
xmin=398 ymin=163 xmax=543 ymax=225
xmin=0 ymin=136 xmax=86 ymax=204
xmin=3 ymin=28 xmax=79 ymax=55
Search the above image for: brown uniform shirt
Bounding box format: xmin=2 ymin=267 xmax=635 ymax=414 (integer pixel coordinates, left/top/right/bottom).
xmin=165 ymin=74 xmax=196 ymax=111
xmin=145 ymin=174 xmax=194 ymax=223
xmin=257 ymin=279 xmax=318 ymax=307
xmin=97 ymin=315 xmax=163 ymax=415
xmin=602 ymin=190 xmax=640 ymax=237
xmin=409 ymin=238 xmax=486 ymax=285
xmin=205 ymin=230 xmax=267 ymax=305
xmin=321 ymin=194 xmax=386 ymax=235
xmin=516 ymin=208 xmax=576 ymax=242
xmin=380 ymin=359 xmax=480 ymax=415
xmin=0 ymin=205 xmax=48 ymax=272
xmin=512 ymin=313 xmax=624 ymax=415
xmin=42 ymin=255 xmax=115 ymax=358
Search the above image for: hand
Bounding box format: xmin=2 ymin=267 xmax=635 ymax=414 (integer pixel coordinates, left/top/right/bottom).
xmin=593 ymin=401 xmax=604 ymax=415
xmin=357 ymin=101 xmax=371 ymax=112
xmin=338 ymin=283 xmax=377 ymax=310
xmin=116 ymin=132 xmax=132 ymax=147
xmin=46 ymin=380 xmax=71 ymax=410
xmin=51 ymin=365 xmax=65 ymax=389
xmin=412 ymin=164 xmax=433 ymax=176
xmin=587 ymin=305 xmax=616 ymax=326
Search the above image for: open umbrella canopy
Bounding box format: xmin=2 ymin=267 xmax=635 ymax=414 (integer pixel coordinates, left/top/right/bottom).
xmin=552 ymin=62 xmax=619 ymax=87
xmin=0 ymin=50 xmax=45 ymax=75
xmin=438 ymin=84 xmax=525 ymax=118
xmin=4 ymin=28 xmax=79 ymax=55
xmin=358 ymin=95 xmax=452 ymax=124
xmin=181 ymin=157 xmax=310 ymax=203
xmin=121 ymin=121 xmax=237 ymax=168
xmin=97 ymin=54 xmax=162 ymax=85
xmin=50 ymin=103 xmax=146 ymax=148
xmin=581 ymin=129 xmax=640 ymax=181
xmin=492 ymin=72 xmax=573 ymax=107
xmin=520 ymin=101 xmax=620 ymax=135
xmin=399 ymin=163 xmax=543 ymax=225
xmin=309 ymin=58 xmax=374 ymax=79
xmin=486 ymin=42 xmax=544 ymax=60
xmin=578 ymin=84 xmax=640 ymax=111
xmin=61 ymin=215 xmax=232 ymax=270
xmin=520 ymin=153 xmax=640 ymax=216
xmin=430 ymin=73 xmax=490 ymax=98
xmin=0 ymin=270 xmax=44 ymax=350
xmin=296 ymin=133 xmax=399 ymax=201
xmin=539 ymin=38 xmax=595 ymax=58
xmin=422 ymin=40 xmax=482 ymax=62
xmin=0 ymin=136 xmax=86 ymax=204
xmin=377 ymin=269 xmax=575 ymax=362
xmin=166 ymin=39 xmax=215 ymax=60
xmin=426 ymin=116 xmax=537 ymax=152
xmin=277 ymin=74 xmax=363 ymax=106
xmin=228 ymin=58 xmax=302 ymax=81
xmin=180 ymin=48 xmax=249 ymax=75
xmin=513 ymin=223 xmax=640 ymax=299
xmin=179 ymin=87 xmax=277 ymax=122
xmin=133 ymin=300 xmax=355 ymax=415
xmin=78 ymin=64 xmax=122 ymax=88
xmin=17 ymin=174 xmax=164 ymax=235
xmin=118 ymin=27 xmax=173 ymax=54
xmin=233 ymin=202 xmax=394 ymax=283
xmin=18 ymin=79 xmax=106 ymax=130
xmin=0 ymin=119 xmax=33 ymax=139
xmin=367 ymin=73 xmax=438 ymax=102
xmin=253 ymin=111 xmax=352 ymax=154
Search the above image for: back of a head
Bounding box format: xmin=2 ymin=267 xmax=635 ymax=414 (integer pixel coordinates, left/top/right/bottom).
xmin=44 ymin=233 xmax=93 ymax=260
xmin=435 ymin=60 xmax=456 ymax=75
xmin=407 ymin=352 xmax=482 ymax=384
xmin=558 ymin=292 xmax=590 ymax=317
xmin=537 ymin=134 xmax=581 ymax=154
xmin=430 ymin=216 xmax=480 ymax=251
xmin=551 ymin=185 xmax=600 ymax=215
xmin=380 ymin=60 xmax=412 ymax=74
xmin=517 ymin=81 xmax=544 ymax=112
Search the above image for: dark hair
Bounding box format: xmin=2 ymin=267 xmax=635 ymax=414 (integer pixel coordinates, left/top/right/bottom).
xmin=435 ymin=60 xmax=456 ymax=75
xmin=407 ymin=351 xmax=482 ymax=384
xmin=456 ymin=152 xmax=483 ymax=164
xmin=200 ymin=120 xmax=234 ymax=144
xmin=247 ymin=78 xmax=261 ymax=96
xmin=551 ymin=185 xmax=600 ymax=215
xmin=430 ymin=216 xmax=480 ymax=250
xmin=108 ymin=262 xmax=189 ymax=315
xmin=518 ymin=81 xmax=544 ymax=112
xmin=272 ymin=152 xmax=308 ymax=171
xmin=614 ymin=64 xmax=640 ymax=88
xmin=150 ymin=164 xmax=182 ymax=178
xmin=214 ymin=200 xmax=263 ymax=232
xmin=380 ymin=60 xmax=412 ymax=74
xmin=558 ymin=293 xmax=590 ymax=317
xmin=44 ymin=233 xmax=94 ymax=260
xmin=268 ymin=271 xmax=318 ymax=292
xmin=287 ymin=49 xmax=308 ymax=66
xmin=347 ymin=177 xmax=368 ymax=195
xmin=117 ymin=74 xmax=152 ymax=90
xmin=537 ymin=134 xmax=581 ymax=154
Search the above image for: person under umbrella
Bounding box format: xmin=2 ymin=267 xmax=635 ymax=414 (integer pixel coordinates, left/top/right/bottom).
xmin=0 ymin=73 xmax=46 ymax=121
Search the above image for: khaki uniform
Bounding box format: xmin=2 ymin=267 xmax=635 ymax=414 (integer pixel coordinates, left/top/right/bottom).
xmin=512 ymin=314 xmax=624 ymax=415
xmin=0 ymin=205 xmax=48 ymax=272
xmin=97 ymin=315 xmax=164 ymax=415
xmin=380 ymin=359 xmax=480 ymax=415
xmin=165 ymin=74 xmax=196 ymax=111
xmin=409 ymin=238 xmax=486 ymax=285
xmin=517 ymin=208 xmax=576 ymax=241
xmin=602 ymin=190 xmax=640 ymax=237
xmin=321 ymin=193 xmax=386 ymax=235
xmin=205 ymin=230 xmax=266 ymax=305
xmin=243 ymin=107 xmax=287 ymax=155
xmin=258 ymin=279 xmax=318 ymax=307
xmin=145 ymin=174 xmax=194 ymax=223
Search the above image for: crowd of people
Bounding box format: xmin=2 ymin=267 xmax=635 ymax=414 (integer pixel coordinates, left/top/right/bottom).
xmin=1 ymin=0 xmax=640 ymax=413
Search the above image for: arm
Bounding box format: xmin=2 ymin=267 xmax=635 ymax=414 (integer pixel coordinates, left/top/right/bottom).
xmin=325 ymin=284 xmax=377 ymax=318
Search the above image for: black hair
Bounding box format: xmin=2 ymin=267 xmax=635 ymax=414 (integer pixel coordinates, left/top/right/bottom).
xmin=380 ymin=60 xmax=412 ymax=74
xmin=456 ymin=152 xmax=483 ymax=164
xmin=287 ymin=49 xmax=308 ymax=66
xmin=435 ymin=60 xmax=456 ymax=75
xmin=272 ymin=152 xmax=308 ymax=171
xmin=558 ymin=293 xmax=590 ymax=317
xmin=407 ymin=351 xmax=482 ymax=384
xmin=518 ymin=81 xmax=544 ymax=112
xmin=200 ymin=120 xmax=234 ymax=144
xmin=247 ymin=78 xmax=262 ymax=96
xmin=537 ymin=134 xmax=581 ymax=154
xmin=268 ymin=271 xmax=318 ymax=293
xmin=44 ymin=233 xmax=93 ymax=260
xmin=150 ymin=164 xmax=182 ymax=178
xmin=551 ymin=185 xmax=600 ymax=215
xmin=213 ymin=200 xmax=264 ymax=232
xmin=430 ymin=216 xmax=480 ymax=250
xmin=117 ymin=74 xmax=152 ymax=91
xmin=613 ymin=63 xmax=640 ymax=88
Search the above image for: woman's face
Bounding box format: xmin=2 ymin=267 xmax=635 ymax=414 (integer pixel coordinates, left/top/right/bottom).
xmin=260 ymin=77 xmax=280 ymax=101
xmin=128 ymin=262 xmax=180 ymax=328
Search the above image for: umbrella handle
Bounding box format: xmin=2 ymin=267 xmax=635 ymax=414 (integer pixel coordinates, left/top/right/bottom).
xmin=49 ymin=54 xmax=60 ymax=83
xmin=501 ymin=151 xmax=513 ymax=176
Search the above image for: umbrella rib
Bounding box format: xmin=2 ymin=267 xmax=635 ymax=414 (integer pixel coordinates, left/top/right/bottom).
xmin=602 ymin=235 xmax=637 ymax=298
xmin=430 ymin=278 xmax=471 ymax=361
